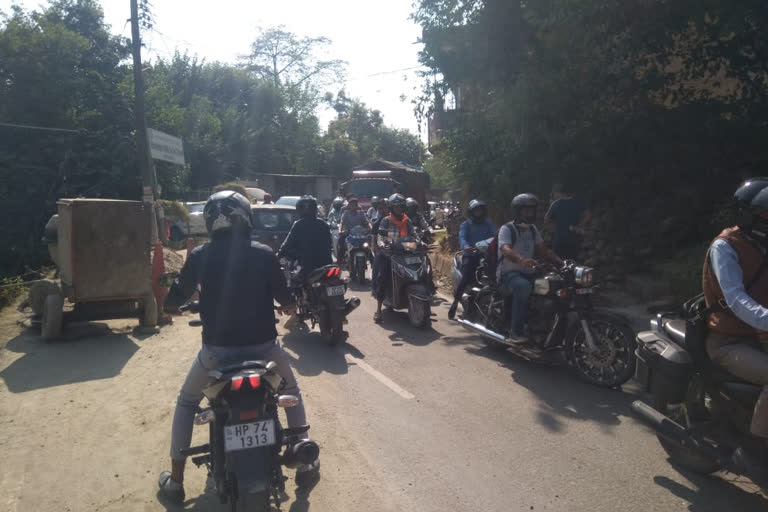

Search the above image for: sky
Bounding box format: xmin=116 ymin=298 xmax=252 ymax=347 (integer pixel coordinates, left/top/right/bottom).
xmin=2 ymin=0 xmax=428 ymax=138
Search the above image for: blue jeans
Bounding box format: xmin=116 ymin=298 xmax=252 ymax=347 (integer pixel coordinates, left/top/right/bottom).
xmin=499 ymin=271 xmax=535 ymax=335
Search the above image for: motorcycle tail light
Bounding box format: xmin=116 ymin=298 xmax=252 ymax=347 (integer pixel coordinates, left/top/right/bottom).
xmin=278 ymin=395 xmax=300 ymax=408
xmin=239 ymin=410 xmax=260 ymax=421
xmin=230 ymin=376 xmax=244 ymax=391
xmin=194 ymin=408 xmax=215 ymax=425
xmin=248 ymin=375 xmax=261 ymax=389
xmin=326 ymin=269 xmax=334 ymax=277
xmin=557 ymin=289 xmax=569 ymax=298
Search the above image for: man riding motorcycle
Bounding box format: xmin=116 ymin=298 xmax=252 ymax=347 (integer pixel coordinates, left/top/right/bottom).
xmin=338 ymin=197 xmax=370 ymax=264
xmin=278 ymin=195 xmax=333 ymax=285
xmin=327 ymin=196 xmax=344 ymax=226
xmin=374 ymin=193 xmax=416 ymax=323
xmin=367 ymin=196 xmax=382 ymax=222
xmin=704 ymin=178 xmax=768 ymax=484
xmin=406 ymin=198 xmax=430 ymax=233
xmin=448 ymin=199 xmax=497 ymax=320
xmin=158 ymin=191 xmax=319 ymax=503
xmin=498 ymin=193 xmax=563 ymax=344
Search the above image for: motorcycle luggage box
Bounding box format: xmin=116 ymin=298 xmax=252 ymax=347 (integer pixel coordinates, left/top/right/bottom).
xmin=635 ymin=331 xmax=693 ymax=404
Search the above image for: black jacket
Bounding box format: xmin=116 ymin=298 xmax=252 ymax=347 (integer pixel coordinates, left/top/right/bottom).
xmin=278 ymin=216 xmax=333 ymax=274
xmin=165 ymin=236 xmax=293 ymax=346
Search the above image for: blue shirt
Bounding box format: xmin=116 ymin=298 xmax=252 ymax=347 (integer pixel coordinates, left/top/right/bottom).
xmin=459 ymin=219 xmax=496 ymax=249
xmin=546 ymin=197 xmax=584 ymax=242
xmin=710 ymin=239 xmax=768 ymax=332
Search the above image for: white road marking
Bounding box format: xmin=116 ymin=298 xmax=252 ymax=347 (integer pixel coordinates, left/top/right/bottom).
xmin=345 ymin=354 xmax=415 ymax=400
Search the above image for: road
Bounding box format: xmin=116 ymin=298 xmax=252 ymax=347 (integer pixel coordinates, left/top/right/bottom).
xmin=0 ymin=283 xmax=766 ymax=512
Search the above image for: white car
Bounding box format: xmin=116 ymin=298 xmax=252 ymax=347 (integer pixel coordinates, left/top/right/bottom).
xmin=169 ymin=202 xmax=207 ymax=241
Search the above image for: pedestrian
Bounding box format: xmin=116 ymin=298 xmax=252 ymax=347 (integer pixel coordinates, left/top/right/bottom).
xmin=545 ymin=183 xmax=590 ymax=261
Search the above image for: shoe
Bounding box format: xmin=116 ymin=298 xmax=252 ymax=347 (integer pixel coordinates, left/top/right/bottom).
xmin=731 ymin=446 xmax=768 ymax=489
xmin=447 ymin=300 xmax=459 ymax=320
xmin=296 ymin=459 xmax=320 ymax=487
xmin=373 ymin=311 xmax=383 ymax=323
xmin=158 ymin=471 xmax=185 ymax=504
xmin=505 ymin=332 xmax=529 ymax=344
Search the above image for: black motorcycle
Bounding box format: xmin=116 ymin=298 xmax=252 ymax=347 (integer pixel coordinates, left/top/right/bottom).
xmin=346 ymin=225 xmax=372 ymax=284
xmin=632 ymin=312 xmax=768 ymax=485
xmin=455 ymin=260 xmax=636 ymax=388
xmin=177 ymin=301 xmax=320 ymax=512
xmin=284 ymin=261 xmax=360 ymax=345
xmin=381 ymin=236 xmax=432 ymax=328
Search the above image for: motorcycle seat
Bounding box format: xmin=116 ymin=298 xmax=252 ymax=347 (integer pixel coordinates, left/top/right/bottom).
xmin=662 ymin=319 xmax=687 ymax=344
xmin=721 ymin=382 xmax=763 ymax=407
xmin=216 ymin=360 xmax=268 ymax=375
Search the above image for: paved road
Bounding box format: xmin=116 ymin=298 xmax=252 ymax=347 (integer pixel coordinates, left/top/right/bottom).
xmin=0 ymin=283 xmax=766 ymax=511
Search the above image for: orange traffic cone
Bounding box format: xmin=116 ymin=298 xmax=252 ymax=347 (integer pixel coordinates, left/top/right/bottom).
xmin=151 ymin=242 xmax=171 ymax=325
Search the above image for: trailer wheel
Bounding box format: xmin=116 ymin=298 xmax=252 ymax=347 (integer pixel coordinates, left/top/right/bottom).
xmin=41 ymin=294 xmax=64 ymax=340
xmin=28 ymin=280 xmax=61 ymax=316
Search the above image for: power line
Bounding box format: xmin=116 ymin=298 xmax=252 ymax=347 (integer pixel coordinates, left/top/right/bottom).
xmin=0 ymin=122 xmax=81 ymax=133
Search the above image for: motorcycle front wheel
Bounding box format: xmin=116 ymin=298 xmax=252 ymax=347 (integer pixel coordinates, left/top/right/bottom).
xmin=407 ymin=285 xmax=431 ymax=328
xmin=566 ymin=312 xmax=636 ymax=388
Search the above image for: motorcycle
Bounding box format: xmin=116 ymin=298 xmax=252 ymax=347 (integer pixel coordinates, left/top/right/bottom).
xmin=453 ymin=258 xmax=636 ymax=388
xmin=283 ymin=260 xmax=360 ymax=345
xmin=346 ymin=225 xmax=371 ymax=284
xmin=176 ymin=301 xmax=320 ymax=512
xmin=631 ymin=312 xmax=768 ymax=486
xmin=380 ymin=236 xmax=432 ymax=328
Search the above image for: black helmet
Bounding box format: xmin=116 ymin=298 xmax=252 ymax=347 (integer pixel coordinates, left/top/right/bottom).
xmin=468 ymin=199 xmax=487 ymax=220
xmin=511 ymin=193 xmax=539 ymax=224
xmin=204 ymin=190 xmax=252 ymax=236
xmin=388 ymin=193 xmax=406 ymax=216
xmin=371 ymin=196 xmax=381 ymax=207
xmin=332 ymin=197 xmax=344 ymax=209
xmin=405 ymin=197 xmax=419 ymax=213
xmin=734 ymin=178 xmax=768 ymax=238
xmin=296 ymin=195 xmax=318 ymax=218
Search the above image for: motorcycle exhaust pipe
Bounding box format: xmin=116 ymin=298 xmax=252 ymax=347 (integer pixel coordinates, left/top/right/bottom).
xmin=630 ymin=401 xmax=719 ymax=458
xmin=456 ymin=318 xmax=506 ymax=344
xmin=281 ymin=439 xmax=320 ymax=468
xmin=344 ymin=297 xmax=361 ymax=315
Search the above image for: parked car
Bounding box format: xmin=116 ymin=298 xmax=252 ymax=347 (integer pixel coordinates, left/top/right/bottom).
xmin=169 ymin=202 xmax=206 ymax=241
xmin=275 ymin=196 xmax=301 ymax=207
xmin=251 ymin=204 xmax=299 ymax=252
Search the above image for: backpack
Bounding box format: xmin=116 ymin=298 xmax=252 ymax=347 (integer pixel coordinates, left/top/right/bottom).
xmin=486 ymin=222 xmax=539 ymax=280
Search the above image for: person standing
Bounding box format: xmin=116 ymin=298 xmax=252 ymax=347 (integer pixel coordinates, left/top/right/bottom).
xmin=545 ymin=184 xmax=590 ymax=261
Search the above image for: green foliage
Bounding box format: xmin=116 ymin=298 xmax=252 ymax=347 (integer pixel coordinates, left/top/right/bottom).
xmin=0 ymin=276 xmax=24 ymax=309
xmin=212 ymin=182 xmax=250 ymax=198
xmin=413 ymin=0 xmax=768 ymax=266
xmin=157 ymin=199 xmax=189 ymax=222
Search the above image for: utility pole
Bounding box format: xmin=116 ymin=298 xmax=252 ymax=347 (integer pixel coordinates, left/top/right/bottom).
xmin=129 ymin=0 xmax=155 ymax=201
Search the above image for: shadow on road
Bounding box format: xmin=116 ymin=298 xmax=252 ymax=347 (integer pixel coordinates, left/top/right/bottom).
xmin=373 ymin=310 xmax=443 ymax=347
xmin=0 ymin=324 xmax=139 ymax=393
xmin=281 ymin=326 xmax=365 ymax=377
xmin=653 ymin=474 xmax=767 ymax=511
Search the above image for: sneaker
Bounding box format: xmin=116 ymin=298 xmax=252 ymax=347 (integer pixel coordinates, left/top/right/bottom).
xmin=447 ymin=300 xmax=459 ymax=320
xmin=505 ymin=332 xmax=529 ymax=344
xmin=158 ymin=471 xmax=185 ymax=504
xmin=295 ymin=459 xmax=320 ymax=487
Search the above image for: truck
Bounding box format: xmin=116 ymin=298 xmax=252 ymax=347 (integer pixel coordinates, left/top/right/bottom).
xmin=341 ymin=160 xmax=430 ymax=210
xmin=249 ymin=174 xmax=341 ymax=204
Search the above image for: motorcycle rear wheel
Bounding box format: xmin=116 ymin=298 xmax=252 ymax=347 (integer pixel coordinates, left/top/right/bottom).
xmin=566 ymin=313 xmax=636 ymax=388
xmin=407 ymin=285 xmax=431 ymax=328
xmin=233 ymin=489 xmax=270 ymax=512
xmin=652 ymin=378 xmax=721 ymax=475
xmin=322 ymin=311 xmax=345 ymax=345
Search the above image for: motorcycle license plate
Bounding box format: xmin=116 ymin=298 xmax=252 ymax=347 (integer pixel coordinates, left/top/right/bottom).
xmin=575 ymin=288 xmax=594 ymax=295
xmin=224 ymin=420 xmax=276 ymax=452
xmin=405 ymin=256 xmax=421 ymax=265
xmin=326 ymin=285 xmax=345 ymax=296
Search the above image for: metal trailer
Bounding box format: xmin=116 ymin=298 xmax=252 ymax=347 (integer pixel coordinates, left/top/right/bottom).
xmin=38 ymin=199 xmax=155 ymax=339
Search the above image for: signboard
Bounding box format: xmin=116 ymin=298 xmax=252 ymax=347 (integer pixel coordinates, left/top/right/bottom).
xmin=148 ymin=128 xmax=185 ymax=165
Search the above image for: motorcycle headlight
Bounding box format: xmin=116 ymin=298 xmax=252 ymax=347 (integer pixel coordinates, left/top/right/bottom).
xmin=363 ymin=242 xmax=369 ymax=249
xmin=574 ymin=266 xmax=594 ymax=286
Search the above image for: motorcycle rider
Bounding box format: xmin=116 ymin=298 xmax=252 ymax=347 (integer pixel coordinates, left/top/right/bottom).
xmin=338 ymin=196 xmax=370 ymax=265
xmin=448 ymin=199 xmax=497 ymax=320
xmin=406 ymin=198 xmax=430 ymax=233
xmin=370 ymin=199 xmax=390 ymax=297
xmin=367 ymin=196 xmax=382 ymax=222
xmin=498 ymin=193 xmax=563 ymax=344
xmin=158 ymin=191 xmax=318 ymax=503
xmin=278 ymin=195 xmax=333 ymax=286
xmin=374 ymin=194 xmax=416 ymax=323
xmin=704 ymin=178 xmax=768 ymax=485
xmin=327 ymin=196 xmax=344 ymax=226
